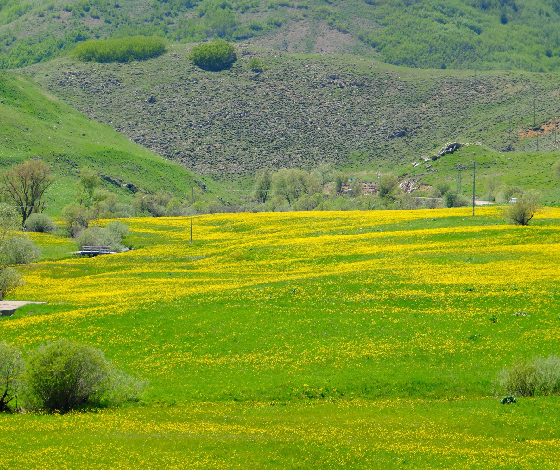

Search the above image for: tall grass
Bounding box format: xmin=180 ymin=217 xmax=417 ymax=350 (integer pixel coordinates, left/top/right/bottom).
xmin=74 ymin=36 xmax=166 ymax=63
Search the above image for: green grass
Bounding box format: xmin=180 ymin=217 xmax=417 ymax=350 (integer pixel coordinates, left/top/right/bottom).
xmin=5 ymin=0 xmax=560 ymax=73
xmin=2 ymin=209 xmax=560 ymax=466
xmin=0 ymin=70 xmax=233 ymax=213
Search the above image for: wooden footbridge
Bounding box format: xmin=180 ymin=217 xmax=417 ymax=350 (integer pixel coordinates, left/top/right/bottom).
xmin=78 ymin=246 xmax=115 ymax=257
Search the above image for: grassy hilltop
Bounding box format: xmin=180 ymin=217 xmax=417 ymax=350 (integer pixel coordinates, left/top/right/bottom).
xmin=4 ymin=0 xmax=560 ymax=72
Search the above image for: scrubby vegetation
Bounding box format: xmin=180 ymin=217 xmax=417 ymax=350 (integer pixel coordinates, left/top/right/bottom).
xmin=74 ymin=36 xmax=167 ymax=63
xmin=24 ymin=213 xmax=57 ymax=234
xmin=188 ymin=40 xmax=236 ymax=70
xmin=0 ymin=339 xmax=144 ymax=413
xmin=498 ymin=356 xmax=560 ymax=397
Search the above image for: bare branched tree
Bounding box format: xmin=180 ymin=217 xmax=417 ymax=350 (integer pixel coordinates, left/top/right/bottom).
xmin=1 ymin=159 xmax=54 ymax=225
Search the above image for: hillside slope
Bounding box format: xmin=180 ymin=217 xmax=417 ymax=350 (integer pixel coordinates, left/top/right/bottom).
xmin=3 ymin=0 xmax=560 ymax=71
xmin=23 ymin=44 xmax=560 ymax=183
xmin=0 ymin=70 xmax=221 ymax=212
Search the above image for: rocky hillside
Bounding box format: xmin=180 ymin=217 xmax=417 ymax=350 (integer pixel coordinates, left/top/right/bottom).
xmin=24 ymin=44 xmax=560 ymax=179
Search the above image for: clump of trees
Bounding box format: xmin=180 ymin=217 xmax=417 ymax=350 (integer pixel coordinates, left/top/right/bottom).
xmin=189 ymin=40 xmax=236 ymax=70
xmin=74 ymin=36 xmax=167 ymax=63
xmin=0 ymin=339 xmax=145 ymax=413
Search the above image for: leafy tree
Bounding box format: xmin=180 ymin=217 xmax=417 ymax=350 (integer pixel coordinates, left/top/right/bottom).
xmin=333 ymin=172 xmax=346 ymax=195
xmin=504 ymin=191 xmax=541 ymax=226
xmin=0 ymin=342 xmax=24 ymax=412
xmin=272 ymin=169 xmax=314 ymax=206
xmin=77 ymin=167 xmax=102 ymax=207
xmin=1 ymin=159 xmax=54 ymax=226
xmin=348 ymin=178 xmax=363 ymax=198
xmin=377 ymin=173 xmax=398 ymax=200
xmin=254 ymin=169 xmax=272 ymax=203
xmin=189 ymin=40 xmax=236 ymax=71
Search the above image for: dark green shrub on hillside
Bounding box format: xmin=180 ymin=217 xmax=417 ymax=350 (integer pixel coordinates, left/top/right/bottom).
xmin=189 ymin=40 xmax=236 ymax=70
xmin=74 ymin=36 xmax=167 ymax=63
xmin=24 ymin=213 xmax=57 ymax=233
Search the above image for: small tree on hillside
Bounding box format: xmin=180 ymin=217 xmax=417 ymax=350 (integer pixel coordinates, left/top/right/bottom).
xmin=189 ymin=40 xmax=236 ymax=71
xmin=377 ymin=174 xmax=398 ymax=200
xmin=1 ymin=159 xmax=54 ymax=226
xmin=504 ymin=191 xmax=541 ymax=226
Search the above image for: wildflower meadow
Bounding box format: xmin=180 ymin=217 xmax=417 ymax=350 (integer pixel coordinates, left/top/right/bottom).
xmin=2 ymin=207 xmax=560 ymax=468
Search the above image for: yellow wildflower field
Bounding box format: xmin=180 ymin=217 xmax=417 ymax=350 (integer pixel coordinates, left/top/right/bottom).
xmin=2 ymin=207 xmax=560 ymax=468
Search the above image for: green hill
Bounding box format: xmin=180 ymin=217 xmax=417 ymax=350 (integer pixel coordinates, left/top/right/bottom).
xmin=4 ymin=0 xmax=560 ymax=72
xmin=0 ymin=70 xmax=224 ymax=213
xmin=21 ymin=44 xmax=560 ymax=203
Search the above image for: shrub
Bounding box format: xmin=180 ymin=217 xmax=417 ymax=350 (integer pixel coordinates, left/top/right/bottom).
xmin=24 ymin=213 xmax=57 ymax=233
xmin=0 ymin=236 xmax=41 ymax=266
xmin=75 ymin=225 xmax=126 ymax=252
xmin=189 ymin=40 xmax=236 ymax=71
xmin=249 ymin=57 xmax=264 ymax=72
xmin=0 ymin=342 xmax=24 ymax=412
xmin=0 ymin=267 xmax=23 ymax=300
xmin=503 ymin=191 xmax=541 ymax=226
xmin=24 ymin=339 xmax=145 ymax=412
xmin=498 ymin=356 xmax=560 ymax=397
xmin=74 ymin=36 xmax=167 ymax=63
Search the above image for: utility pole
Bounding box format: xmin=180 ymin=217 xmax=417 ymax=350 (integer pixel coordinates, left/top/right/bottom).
xmin=537 ymin=133 xmax=539 ymax=151
xmin=457 ymin=165 xmax=462 ymax=194
xmin=556 ymin=122 xmax=558 ymax=144
xmin=508 ymin=117 xmax=511 ymax=142
xmin=190 ymin=187 xmax=193 ymax=244
xmin=472 ymin=162 xmax=476 ymax=217
xmin=533 ymin=97 xmax=536 ymax=128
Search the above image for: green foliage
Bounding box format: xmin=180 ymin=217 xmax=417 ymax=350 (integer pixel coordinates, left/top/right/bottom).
xmin=74 ymin=36 xmax=167 ymax=63
xmin=553 ymin=160 xmax=560 ymax=182
xmin=377 ymin=174 xmax=398 ymax=199
xmin=24 ymin=339 xmax=144 ymax=412
xmin=189 ymin=40 xmax=236 ymax=70
xmin=248 ymin=56 xmax=264 ymax=72
xmin=254 ymin=169 xmax=272 ymax=203
xmin=503 ymin=191 xmax=541 ymax=225
xmin=75 ymin=223 xmax=129 ymax=252
xmin=24 ymin=213 xmax=57 ymax=233
xmin=0 ymin=341 xmax=23 ymax=412
xmin=498 ymin=356 xmax=560 ymax=397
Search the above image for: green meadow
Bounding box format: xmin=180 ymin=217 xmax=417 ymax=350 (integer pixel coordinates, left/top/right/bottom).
xmin=1 ymin=207 xmax=560 ymax=468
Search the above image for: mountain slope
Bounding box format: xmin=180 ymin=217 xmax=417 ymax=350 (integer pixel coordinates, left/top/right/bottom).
xmin=0 ymin=70 xmax=222 ymax=212
xmin=23 ymin=44 xmax=560 ymax=183
xmin=3 ymin=0 xmax=560 ymax=71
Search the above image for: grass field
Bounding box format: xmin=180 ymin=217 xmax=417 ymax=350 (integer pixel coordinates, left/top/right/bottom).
xmin=2 ymin=207 xmax=560 ymax=468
